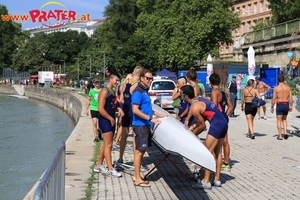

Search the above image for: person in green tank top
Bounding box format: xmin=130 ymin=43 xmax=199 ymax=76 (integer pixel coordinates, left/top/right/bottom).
xmin=86 ymin=79 xmax=102 ymax=142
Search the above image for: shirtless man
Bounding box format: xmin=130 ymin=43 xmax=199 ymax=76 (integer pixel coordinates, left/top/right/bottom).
xmin=255 ymin=76 xmax=271 ymax=120
xmin=270 ymin=74 xmax=293 ymax=140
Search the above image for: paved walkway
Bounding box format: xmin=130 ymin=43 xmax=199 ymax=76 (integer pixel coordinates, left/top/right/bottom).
xmin=89 ymin=101 xmax=300 ymax=200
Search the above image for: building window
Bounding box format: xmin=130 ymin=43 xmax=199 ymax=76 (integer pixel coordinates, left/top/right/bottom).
xmin=247 ymin=21 xmax=251 ymax=32
xmin=254 ymin=3 xmax=257 ymax=14
xmin=248 ymin=4 xmax=252 ymax=15
xmin=242 ymin=6 xmax=246 ymax=16
xmin=260 ymin=1 xmax=264 ymax=12
xmin=236 ymin=7 xmax=240 ymax=14
xmin=266 ymin=1 xmax=270 ymax=10
xmin=242 ymin=23 xmax=245 ymax=34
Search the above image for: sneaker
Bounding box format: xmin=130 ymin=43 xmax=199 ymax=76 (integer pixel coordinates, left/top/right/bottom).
xmin=93 ymin=137 xmax=100 ymax=143
xmin=221 ymin=163 xmax=231 ymax=170
xmin=106 ymin=168 xmax=122 ymax=178
xmin=250 ymin=134 xmax=255 ymax=139
xmin=256 ymin=116 xmax=260 ymax=120
xmin=263 ymin=116 xmax=267 ymax=120
xmin=116 ymin=159 xmax=123 ymax=164
xmin=284 ymin=134 xmax=289 ymax=140
xmin=192 ymin=180 xmax=212 ymax=190
xmin=93 ymin=165 xmax=108 ymax=173
xmin=213 ymin=180 xmax=222 ymax=187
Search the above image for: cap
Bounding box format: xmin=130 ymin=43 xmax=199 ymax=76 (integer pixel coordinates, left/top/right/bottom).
xmin=94 ymin=78 xmax=100 ymax=83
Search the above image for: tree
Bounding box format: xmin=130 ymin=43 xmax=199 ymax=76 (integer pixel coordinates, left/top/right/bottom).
xmin=268 ymin=0 xmax=300 ymax=24
xmin=135 ymin=0 xmax=241 ymax=70
xmin=0 ymin=5 xmax=22 ymax=69
xmin=94 ymin=0 xmax=140 ymax=74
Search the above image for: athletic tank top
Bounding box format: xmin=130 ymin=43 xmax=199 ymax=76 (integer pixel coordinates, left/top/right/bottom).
xmin=195 ymin=97 xmax=223 ymax=122
xmin=99 ymin=87 xmax=116 ymax=119
xmin=123 ymin=80 xmax=138 ymax=105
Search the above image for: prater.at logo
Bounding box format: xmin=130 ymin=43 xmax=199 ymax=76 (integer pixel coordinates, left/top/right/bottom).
xmin=1 ymin=1 xmax=91 ymax=28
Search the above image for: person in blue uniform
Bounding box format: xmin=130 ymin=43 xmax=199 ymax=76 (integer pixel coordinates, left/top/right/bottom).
xmin=94 ymin=73 xmax=124 ymax=178
xmin=209 ymin=73 xmax=233 ymax=171
xmin=180 ymin=85 xmax=228 ymax=190
xmin=117 ymin=66 xmax=143 ymax=164
xmin=131 ymin=69 xmax=167 ymax=187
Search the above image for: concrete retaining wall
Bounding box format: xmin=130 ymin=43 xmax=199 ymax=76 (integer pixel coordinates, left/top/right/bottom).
xmin=24 ymin=87 xmax=82 ymax=123
xmin=0 ymin=84 xmax=18 ymax=95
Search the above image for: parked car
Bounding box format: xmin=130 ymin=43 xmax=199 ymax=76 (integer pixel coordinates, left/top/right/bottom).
xmin=148 ymin=79 xmax=176 ymax=108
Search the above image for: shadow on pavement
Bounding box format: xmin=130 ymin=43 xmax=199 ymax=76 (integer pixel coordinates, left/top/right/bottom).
xmin=143 ymin=143 xmax=235 ymax=199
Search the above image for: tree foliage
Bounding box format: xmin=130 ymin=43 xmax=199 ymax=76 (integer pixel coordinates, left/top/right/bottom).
xmin=268 ymin=0 xmax=300 ymax=24
xmin=0 ymin=5 xmax=23 ymax=69
xmin=135 ymin=0 xmax=240 ymax=71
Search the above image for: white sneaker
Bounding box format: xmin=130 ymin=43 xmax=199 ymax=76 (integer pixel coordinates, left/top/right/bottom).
xmin=263 ymin=116 xmax=267 ymax=120
xmin=106 ymin=168 xmax=122 ymax=178
xmin=93 ymin=165 xmax=108 ymax=173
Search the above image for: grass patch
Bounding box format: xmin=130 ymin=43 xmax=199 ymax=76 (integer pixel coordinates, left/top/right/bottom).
xmin=79 ymin=140 xmax=102 ymax=200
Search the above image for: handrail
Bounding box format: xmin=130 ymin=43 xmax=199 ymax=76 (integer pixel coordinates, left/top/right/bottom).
xmin=33 ymin=141 xmax=66 ymax=200
xmin=243 ymin=18 xmax=300 ymax=44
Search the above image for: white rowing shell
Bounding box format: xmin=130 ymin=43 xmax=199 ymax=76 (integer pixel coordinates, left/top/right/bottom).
xmin=151 ymin=104 xmax=216 ymax=172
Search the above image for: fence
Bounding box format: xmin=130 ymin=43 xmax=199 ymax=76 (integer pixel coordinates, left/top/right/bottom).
xmin=0 ymin=68 xmax=30 ymax=81
xmin=33 ymin=141 xmax=66 ymax=200
xmin=243 ymin=18 xmax=300 ymax=44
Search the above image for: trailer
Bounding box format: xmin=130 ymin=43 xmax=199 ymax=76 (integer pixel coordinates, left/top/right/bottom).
xmin=38 ymin=71 xmax=54 ymax=87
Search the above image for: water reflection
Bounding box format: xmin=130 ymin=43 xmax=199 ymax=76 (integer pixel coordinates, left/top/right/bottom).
xmin=0 ymin=94 xmax=75 ymax=200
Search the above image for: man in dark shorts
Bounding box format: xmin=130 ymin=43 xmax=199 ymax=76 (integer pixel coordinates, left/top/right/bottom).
xmin=271 ymin=74 xmax=293 ymax=140
xmin=180 ymin=85 xmax=227 ymax=190
xmin=131 ymin=69 xmax=167 ymax=187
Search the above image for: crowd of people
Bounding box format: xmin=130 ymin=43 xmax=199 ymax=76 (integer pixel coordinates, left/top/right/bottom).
xmin=84 ymin=67 xmax=293 ymax=189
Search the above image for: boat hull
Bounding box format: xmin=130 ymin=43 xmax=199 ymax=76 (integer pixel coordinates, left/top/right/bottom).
xmin=152 ymin=104 xmax=216 ymax=172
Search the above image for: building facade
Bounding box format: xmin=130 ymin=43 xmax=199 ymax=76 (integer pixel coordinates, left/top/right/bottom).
xmin=26 ymin=19 xmax=105 ymax=37
xmin=221 ymin=0 xmax=272 ymax=59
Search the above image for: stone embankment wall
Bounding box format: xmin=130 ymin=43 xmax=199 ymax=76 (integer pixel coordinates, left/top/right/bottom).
xmin=24 ymin=86 xmax=82 ymax=123
xmin=0 ymin=84 xmax=18 ymax=95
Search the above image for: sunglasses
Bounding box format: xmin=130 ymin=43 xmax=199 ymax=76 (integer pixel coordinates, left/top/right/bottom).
xmin=144 ymin=76 xmax=153 ymax=81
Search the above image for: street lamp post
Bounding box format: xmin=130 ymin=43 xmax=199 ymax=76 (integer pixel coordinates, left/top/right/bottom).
xmin=99 ymin=51 xmax=106 ymax=81
xmin=60 ymin=60 xmax=65 ymax=74
xmin=86 ymin=55 xmax=92 ymax=79
xmin=73 ymin=58 xmax=79 ymax=80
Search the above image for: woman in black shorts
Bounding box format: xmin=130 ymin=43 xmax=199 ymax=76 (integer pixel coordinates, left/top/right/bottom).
xmin=241 ymin=79 xmax=261 ymax=139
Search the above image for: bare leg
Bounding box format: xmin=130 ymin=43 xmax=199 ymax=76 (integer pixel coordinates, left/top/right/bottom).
xmin=257 ymin=107 xmax=261 ymax=118
xmin=214 ymin=138 xmax=224 ymax=181
xmin=262 ymin=105 xmax=267 ymax=117
xmin=246 ymin=114 xmax=254 ymax=134
xmin=203 ymin=134 xmax=219 ymax=184
xmin=223 ymin=133 xmax=230 ymax=164
xmin=119 ymin=127 xmax=129 ymax=161
xmin=92 ymin=118 xmax=98 ymax=138
xmin=134 ymin=149 xmax=148 ymax=185
xmin=115 ymin=124 xmax=122 ymax=144
xmin=276 ymin=115 xmax=283 ymax=139
xmin=102 ymin=132 xmax=114 ymax=170
xmin=282 ymin=115 xmax=288 ymax=135
xmin=96 ymin=143 xmax=105 ymax=166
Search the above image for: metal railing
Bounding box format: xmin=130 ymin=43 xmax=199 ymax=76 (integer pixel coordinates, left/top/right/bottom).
xmin=33 ymin=141 xmax=66 ymax=200
xmin=243 ymin=18 xmax=300 ymax=44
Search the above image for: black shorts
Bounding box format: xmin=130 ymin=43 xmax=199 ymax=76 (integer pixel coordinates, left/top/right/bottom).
xmin=244 ymin=103 xmax=257 ymax=116
xmin=90 ymin=110 xmax=99 ymax=118
xmin=133 ymin=125 xmax=152 ymax=151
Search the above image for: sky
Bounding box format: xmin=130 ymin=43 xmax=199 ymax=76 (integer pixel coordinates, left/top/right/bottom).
xmin=1 ymin=0 xmax=109 ymax=29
